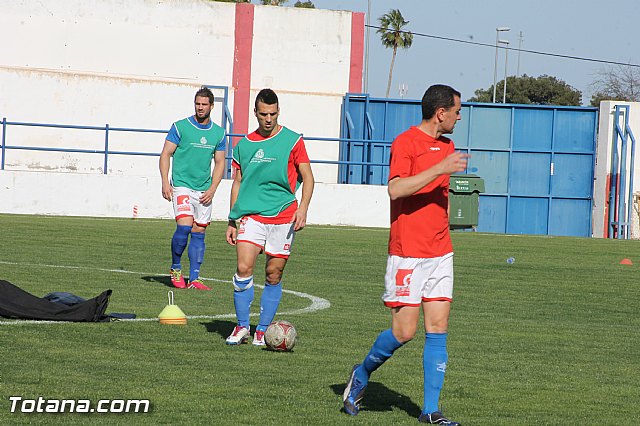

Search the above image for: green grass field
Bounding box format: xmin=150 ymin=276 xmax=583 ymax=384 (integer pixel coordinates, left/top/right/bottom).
xmin=1 ymin=214 xmax=639 ymax=425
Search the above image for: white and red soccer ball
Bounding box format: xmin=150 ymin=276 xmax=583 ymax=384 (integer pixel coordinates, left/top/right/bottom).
xmin=265 ymin=320 xmax=297 ymax=352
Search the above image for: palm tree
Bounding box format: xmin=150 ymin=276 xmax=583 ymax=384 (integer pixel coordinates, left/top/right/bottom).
xmin=377 ymin=9 xmax=413 ymax=97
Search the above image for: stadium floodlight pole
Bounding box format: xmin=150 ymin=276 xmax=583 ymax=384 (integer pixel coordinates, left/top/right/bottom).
xmin=500 ymin=39 xmax=510 ymax=103
xmin=493 ymin=27 xmax=510 ymax=103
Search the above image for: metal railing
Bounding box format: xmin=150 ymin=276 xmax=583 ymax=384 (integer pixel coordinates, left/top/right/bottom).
xmin=609 ymin=105 xmax=637 ymax=239
xmin=0 ymin=118 xmax=167 ymax=174
xmin=0 ymin=117 xmax=392 ymax=178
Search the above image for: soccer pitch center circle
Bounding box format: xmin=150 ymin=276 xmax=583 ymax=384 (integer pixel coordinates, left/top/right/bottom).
xmin=0 ymin=261 xmax=331 ymax=325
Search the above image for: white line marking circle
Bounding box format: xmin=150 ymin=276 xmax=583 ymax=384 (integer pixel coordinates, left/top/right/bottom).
xmin=0 ymin=261 xmax=331 ymax=325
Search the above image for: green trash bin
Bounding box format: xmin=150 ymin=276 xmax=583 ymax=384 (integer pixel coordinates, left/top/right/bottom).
xmin=449 ymin=174 xmax=485 ymax=230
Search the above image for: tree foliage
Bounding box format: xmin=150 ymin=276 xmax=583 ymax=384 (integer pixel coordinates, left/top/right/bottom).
xmin=468 ymin=74 xmax=582 ymax=106
xmin=589 ymin=65 xmax=640 ymax=107
xmin=377 ymin=9 xmax=413 ymax=98
xmin=213 ymin=0 xmax=314 ymax=7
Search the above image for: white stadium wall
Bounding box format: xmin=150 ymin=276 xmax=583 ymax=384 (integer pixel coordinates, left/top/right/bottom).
xmin=246 ymin=6 xmax=358 ymax=182
xmin=1 ymin=1 xmax=236 ymax=126
xmin=0 ymin=69 xmax=222 ymax=174
xmin=0 ymin=0 xmax=377 ymax=227
xmin=0 ymin=0 xmax=364 ymax=182
xmin=593 ymin=101 xmax=640 ymax=238
xmin=0 ymin=172 xmax=390 ymax=228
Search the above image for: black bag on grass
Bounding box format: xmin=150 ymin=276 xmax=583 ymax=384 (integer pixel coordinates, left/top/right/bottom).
xmin=0 ymin=280 xmax=111 ymax=322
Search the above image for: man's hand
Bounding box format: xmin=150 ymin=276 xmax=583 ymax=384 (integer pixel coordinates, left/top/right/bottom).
xmin=200 ymin=188 xmax=215 ymax=206
xmin=226 ymin=221 xmax=237 ymax=245
xmin=292 ymin=207 xmax=308 ymax=231
xmin=161 ymin=181 xmax=173 ymax=201
xmin=436 ymin=151 xmax=470 ymax=176
xmin=388 ymin=151 xmax=471 ymax=200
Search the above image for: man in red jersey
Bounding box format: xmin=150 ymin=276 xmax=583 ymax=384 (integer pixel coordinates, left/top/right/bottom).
xmin=343 ymin=85 xmax=469 ymax=425
xmin=224 ymin=88 xmax=314 ymax=346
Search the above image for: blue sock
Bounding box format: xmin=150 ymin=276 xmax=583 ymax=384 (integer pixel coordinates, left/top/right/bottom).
xmin=187 ymin=231 xmax=205 ymax=281
xmin=356 ymin=329 xmax=403 ymax=385
xmin=257 ymin=282 xmax=283 ymax=332
xmin=171 ymin=225 xmax=191 ymax=269
xmin=233 ymin=274 xmax=254 ymax=328
xmin=422 ymin=332 xmax=448 ymax=414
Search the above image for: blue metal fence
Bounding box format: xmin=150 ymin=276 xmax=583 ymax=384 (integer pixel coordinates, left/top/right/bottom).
xmin=0 ymin=119 xmax=364 ymax=179
xmin=0 ymin=85 xmax=240 ymax=177
xmin=0 ymin=118 xmax=247 ymax=178
xmin=340 ymin=94 xmax=599 ymax=237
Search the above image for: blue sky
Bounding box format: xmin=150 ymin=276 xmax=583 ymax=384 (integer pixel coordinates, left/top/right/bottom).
xmin=284 ymin=0 xmax=640 ymax=105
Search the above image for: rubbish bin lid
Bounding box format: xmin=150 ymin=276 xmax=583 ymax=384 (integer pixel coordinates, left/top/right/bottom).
xmin=449 ymin=174 xmax=485 ymax=193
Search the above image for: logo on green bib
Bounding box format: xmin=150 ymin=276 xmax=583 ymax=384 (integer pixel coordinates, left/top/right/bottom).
xmin=251 ymin=148 xmax=275 ymax=163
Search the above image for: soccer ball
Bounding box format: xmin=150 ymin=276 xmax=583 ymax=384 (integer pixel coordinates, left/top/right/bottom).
xmin=264 ymin=320 xmax=297 ymax=352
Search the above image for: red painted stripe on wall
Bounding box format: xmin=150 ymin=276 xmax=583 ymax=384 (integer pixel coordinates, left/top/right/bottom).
xmin=232 ymin=3 xmax=255 ymax=145
xmin=349 ymin=12 xmax=365 ymax=93
xmin=604 ymin=173 xmax=611 ymax=238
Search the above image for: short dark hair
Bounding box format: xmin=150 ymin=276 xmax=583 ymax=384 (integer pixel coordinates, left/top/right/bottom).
xmin=255 ymin=88 xmax=279 ymax=109
xmin=421 ymin=85 xmax=461 ymax=120
xmin=195 ymin=87 xmax=215 ymax=105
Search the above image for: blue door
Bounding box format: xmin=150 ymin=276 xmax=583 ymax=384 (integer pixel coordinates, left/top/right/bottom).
xmin=340 ymin=94 xmax=598 ymax=237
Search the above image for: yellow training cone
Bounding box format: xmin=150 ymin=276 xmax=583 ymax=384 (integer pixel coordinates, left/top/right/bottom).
xmin=158 ymin=291 xmax=187 ymax=325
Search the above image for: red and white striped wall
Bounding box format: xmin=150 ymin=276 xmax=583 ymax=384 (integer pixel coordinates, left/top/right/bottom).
xmin=231 ymin=3 xmax=364 ymax=174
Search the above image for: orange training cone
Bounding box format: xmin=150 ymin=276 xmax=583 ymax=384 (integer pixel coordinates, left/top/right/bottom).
xmin=619 ymin=258 xmax=633 ymax=265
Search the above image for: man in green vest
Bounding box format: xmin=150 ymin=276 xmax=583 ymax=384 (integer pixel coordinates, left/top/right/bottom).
xmin=159 ymin=87 xmax=226 ymax=290
xmin=225 ymin=88 xmax=315 ymax=346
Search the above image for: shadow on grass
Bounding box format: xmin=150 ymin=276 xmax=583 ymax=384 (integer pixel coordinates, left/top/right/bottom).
xmin=200 ymin=321 xmax=299 ymax=352
xmin=202 ymin=319 xmax=238 ymax=342
xmin=330 ymin=381 xmax=421 ymax=417
xmin=141 ymin=275 xmax=174 ymax=288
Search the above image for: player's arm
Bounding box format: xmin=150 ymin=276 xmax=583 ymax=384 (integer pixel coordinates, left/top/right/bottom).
xmin=159 ymin=140 xmax=178 ymax=201
xmin=292 ymin=162 xmax=314 ymax=231
xmin=388 ymin=151 xmax=469 ymax=200
xmin=200 ymin=150 xmax=226 ymax=205
xmin=226 ymin=168 xmax=242 ymax=245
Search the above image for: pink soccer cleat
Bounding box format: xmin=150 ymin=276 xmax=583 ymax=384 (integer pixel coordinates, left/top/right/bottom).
xmin=187 ymin=279 xmax=211 ymax=291
xmin=170 ymin=268 xmax=187 ymax=289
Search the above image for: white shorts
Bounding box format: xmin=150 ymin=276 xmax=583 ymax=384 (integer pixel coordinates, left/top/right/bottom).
xmin=172 ymin=187 xmax=212 ymax=227
xmin=382 ymin=253 xmax=454 ymax=308
xmin=237 ymin=216 xmax=295 ymax=258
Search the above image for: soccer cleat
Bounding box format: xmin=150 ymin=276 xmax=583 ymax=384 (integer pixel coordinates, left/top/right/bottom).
xmin=170 ymin=268 xmax=186 ymax=289
xmin=418 ymin=411 xmax=461 ymax=425
xmin=225 ymin=326 xmax=250 ymax=345
xmin=342 ymin=364 xmax=367 ymax=416
xmin=252 ymin=330 xmax=266 ymax=346
xmin=187 ymin=279 xmax=211 ymax=291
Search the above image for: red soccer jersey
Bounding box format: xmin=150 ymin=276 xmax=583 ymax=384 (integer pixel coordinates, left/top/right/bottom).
xmin=231 ymin=128 xmax=310 ymax=224
xmin=387 ymin=126 xmax=455 ymax=258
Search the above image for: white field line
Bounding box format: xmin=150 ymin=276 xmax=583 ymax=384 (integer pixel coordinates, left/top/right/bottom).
xmin=7 ymin=215 xmax=386 ymax=231
xmin=0 ymin=260 xmax=331 ymax=325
